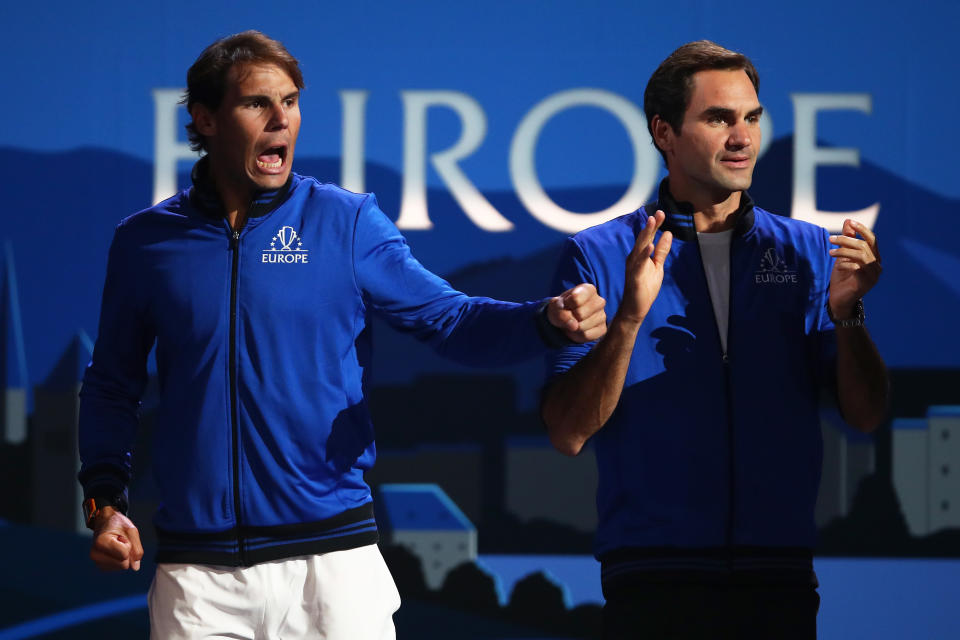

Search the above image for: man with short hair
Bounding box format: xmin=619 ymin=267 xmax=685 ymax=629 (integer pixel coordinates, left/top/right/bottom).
xmin=541 ymin=40 xmax=888 ymax=639
xmin=78 ymin=30 xmax=606 ymax=639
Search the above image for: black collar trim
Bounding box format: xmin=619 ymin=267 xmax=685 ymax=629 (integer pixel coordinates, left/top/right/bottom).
xmin=189 ymin=155 xmax=293 ymax=222
xmin=644 ymin=179 xmax=755 ymax=242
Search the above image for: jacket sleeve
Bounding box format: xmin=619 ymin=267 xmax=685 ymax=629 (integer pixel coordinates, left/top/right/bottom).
xmin=77 ymin=225 xmax=155 ymax=505
xmin=814 ymin=227 xmax=839 ymax=384
xmin=545 ymin=236 xmax=598 ymax=378
xmin=351 ymin=194 xmax=552 ymax=366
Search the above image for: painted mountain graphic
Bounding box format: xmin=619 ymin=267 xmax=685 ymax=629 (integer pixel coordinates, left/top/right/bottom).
xmin=1 ymin=136 xmax=958 ymax=398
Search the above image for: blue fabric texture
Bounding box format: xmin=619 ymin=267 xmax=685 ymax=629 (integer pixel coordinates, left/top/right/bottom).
xmin=547 ymin=183 xmax=837 ymax=560
xmin=79 ymin=170 xmax=548 ymax=565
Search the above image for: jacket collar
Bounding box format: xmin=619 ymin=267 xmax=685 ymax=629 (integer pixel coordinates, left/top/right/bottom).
xmin=645 ymin=178 xmax=755 ymax=242
xmin=189 ymin=155 xmax=293 ymax=222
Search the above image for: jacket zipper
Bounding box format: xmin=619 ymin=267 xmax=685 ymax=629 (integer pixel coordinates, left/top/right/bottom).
xmin=693 ymin=232 xmax=736 ymax=568
xmin=722 ymin=238 xmax=736 ymax=571
xmin=229 ymin=227 xmax=246 ymax=565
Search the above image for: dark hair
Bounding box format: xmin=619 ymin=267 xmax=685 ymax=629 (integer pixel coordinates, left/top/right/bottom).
xmin=182 ymin=30 xmax=305 ymax=152
xmin=643 ymin=40 xmax=759 ymax=160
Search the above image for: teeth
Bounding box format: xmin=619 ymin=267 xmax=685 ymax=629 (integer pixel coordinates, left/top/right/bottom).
xmin=257 ymin=159 xmax=282 ymax=169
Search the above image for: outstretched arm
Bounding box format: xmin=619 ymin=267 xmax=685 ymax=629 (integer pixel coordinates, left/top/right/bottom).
xmin=354 ymin=195 xmax=606 ymax=365
xmin=542 ymin=212 xmax=673 ymax=456
xmin=828 ymin=219 xmax=889 ymax=432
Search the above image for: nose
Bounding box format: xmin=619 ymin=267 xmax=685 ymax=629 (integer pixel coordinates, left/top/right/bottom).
xmin=267 ymin=102 xmax=288 ymax=131
xmin=727 ymin=120 xmax=752 ymax=150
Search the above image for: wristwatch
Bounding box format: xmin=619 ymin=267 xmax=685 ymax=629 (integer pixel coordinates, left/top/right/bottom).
xmin=829 ymin=299 xmax=864 ymax=328
xmin=82 ymin=495 xmax=126 ymax=530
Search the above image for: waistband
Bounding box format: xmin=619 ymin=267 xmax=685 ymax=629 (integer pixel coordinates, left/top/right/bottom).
xmin=155 ymin=502 xmax=379 ymax=567
xmin=601 ymin=546 xmax=817 ymax=596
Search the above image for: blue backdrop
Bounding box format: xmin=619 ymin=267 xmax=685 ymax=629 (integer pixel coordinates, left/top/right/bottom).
xmin=2 ymin=1 xmax=959 ymax=638
xmin=3 ymin=0 xmax=959 ymax=383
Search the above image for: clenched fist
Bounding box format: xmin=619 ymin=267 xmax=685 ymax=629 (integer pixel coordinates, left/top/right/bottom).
xmin=547 ymin=284 xmax=607 ymax=343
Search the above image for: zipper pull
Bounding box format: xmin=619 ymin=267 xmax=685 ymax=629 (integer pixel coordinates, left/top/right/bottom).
xmin=722 ymin=352 xmax=730 ymax=364
xmin=232 ymin=229 xmax=240 ymax=247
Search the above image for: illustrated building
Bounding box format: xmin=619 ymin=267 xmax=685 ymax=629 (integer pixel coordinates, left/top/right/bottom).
xmin=1 ymin=241 xmax=28 ymax=445
xmin=504 ymin=435 xmax=597 ymax=533
xmin=375 ymin=483 xmax=476 ymax=590
xmin=893 ymin=406 xmax=960 ymax=536
xmin=502 ymin=415 xmax=880 ymax=534
xmin=367 ymin=444 xmax=483 ymax=523
xmin=367 ymin=374 xmax=518 ymax=522
xmin=31 ymin=331 xmax=93 ymax=533
xmin=815 ymin=409 xmax=875 ymax=527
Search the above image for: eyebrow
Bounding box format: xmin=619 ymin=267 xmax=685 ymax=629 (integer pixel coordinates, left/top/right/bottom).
xmin=239 ymin=90 xmax=301 ymax=103
xmin=701 ymin=105 xmax=764 ymax=120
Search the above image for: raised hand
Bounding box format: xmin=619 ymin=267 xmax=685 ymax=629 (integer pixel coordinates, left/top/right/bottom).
xmin=829 ymin=219 xmax=881 ymax=318
xmin=548 ymin=284 xmax=607 ymax=343
xmin=620 ymin=210 xmax=673 ymax=325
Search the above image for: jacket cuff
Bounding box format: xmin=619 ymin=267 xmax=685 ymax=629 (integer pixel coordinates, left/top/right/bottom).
xmin=536 ymin=299 xmax=576 ymax=348
xmin=78 ymin=464 xmax=130 ymax=514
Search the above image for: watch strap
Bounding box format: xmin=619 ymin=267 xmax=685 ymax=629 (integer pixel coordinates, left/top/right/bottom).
xmin=829 ymin=298 xmax=864 ymax=328
xmin=82 ymin=494 xmax=127 ymax=530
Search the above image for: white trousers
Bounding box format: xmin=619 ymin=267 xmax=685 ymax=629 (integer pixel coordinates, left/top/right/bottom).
xmin=148 ymin=544 xmax=401 ymax=640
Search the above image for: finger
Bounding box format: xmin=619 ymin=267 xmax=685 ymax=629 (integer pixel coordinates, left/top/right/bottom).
xmin=834 ymin=261 xmax=863 ymax=272
xmin=548 ymin=298 xmax=580 ymax=332
xmin=90 ymin=546 xmax=130 ymax=571
xmin=577 ymin=324 xmax=607 ymax=342
xmin=566 ymin=294 xmax=606 ymax=322
xmin=574 ymin=309 xmax=607 ymax=332
xmin=651 ymin=230 xmax=673 ymax=266
xmin=126 ymin=526 xmax=144 ymax=571
xmin=830 ymin=247 xmax=874 ymax=262
xmin=830 ymin=235 xmax=864 ymax=247
xmin=94 ymin=532 xmax=132 ymax=561
xmin=841 ymin=218 xmax=857 ymax=238
xmin=629 ymin=218 xmax=656 ymax=257
xmin=829 ymin=236 xmax=875 ymax=260
xmin=829 ymin=235 xmax=868 ymax=250
xmin=561 ymin=284 xmax=597 ymax=309
xmin=630 ymin=211 xmax=665 ymax=257
xmin=849 ymin=220 xmax=880 ymax=260
xmin=847 ymin=219 xmax=876 ymax=244
xmin=566 ymin=321 xmax=607 ymax=343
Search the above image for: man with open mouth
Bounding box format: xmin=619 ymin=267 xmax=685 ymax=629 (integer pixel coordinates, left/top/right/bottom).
xmin=76 ymin=30 xmax=607 ymax=640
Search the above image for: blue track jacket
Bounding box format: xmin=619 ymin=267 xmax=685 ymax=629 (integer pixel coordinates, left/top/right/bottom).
xmin=79 ymin=168 xmax=552 ymax=566
xmin=548 ymin=181 xmax=837 ymax=588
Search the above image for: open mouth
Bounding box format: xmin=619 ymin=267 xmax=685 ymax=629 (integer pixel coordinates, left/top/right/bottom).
xmin=257 ymin=146 xmax=287 ymax=170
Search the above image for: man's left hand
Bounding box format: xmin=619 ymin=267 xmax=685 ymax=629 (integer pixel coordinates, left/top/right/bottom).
xmin=547 ymin=284 xmax=607 ymax=343
xmin=829 ymin=219 xmax=881 ymax=319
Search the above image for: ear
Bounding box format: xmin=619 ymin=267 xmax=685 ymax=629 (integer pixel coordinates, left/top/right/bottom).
xmin=651 ymin=115 xmax=675 ymax=155
xmin=191 ymin=104 xmax=217 ymax=138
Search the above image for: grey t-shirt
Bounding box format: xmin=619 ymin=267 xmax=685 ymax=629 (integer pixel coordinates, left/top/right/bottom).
xmin=697 ymin=229 xmax=733 ymax=354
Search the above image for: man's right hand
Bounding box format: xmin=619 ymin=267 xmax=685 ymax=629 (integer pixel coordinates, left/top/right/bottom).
xmin=90 ymin=507 xmax=144 ymax=572
xmin=620 ymin=210 xmax=673 ymax=325
xmin=541 ymin=210 xmax=674 ymax=456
